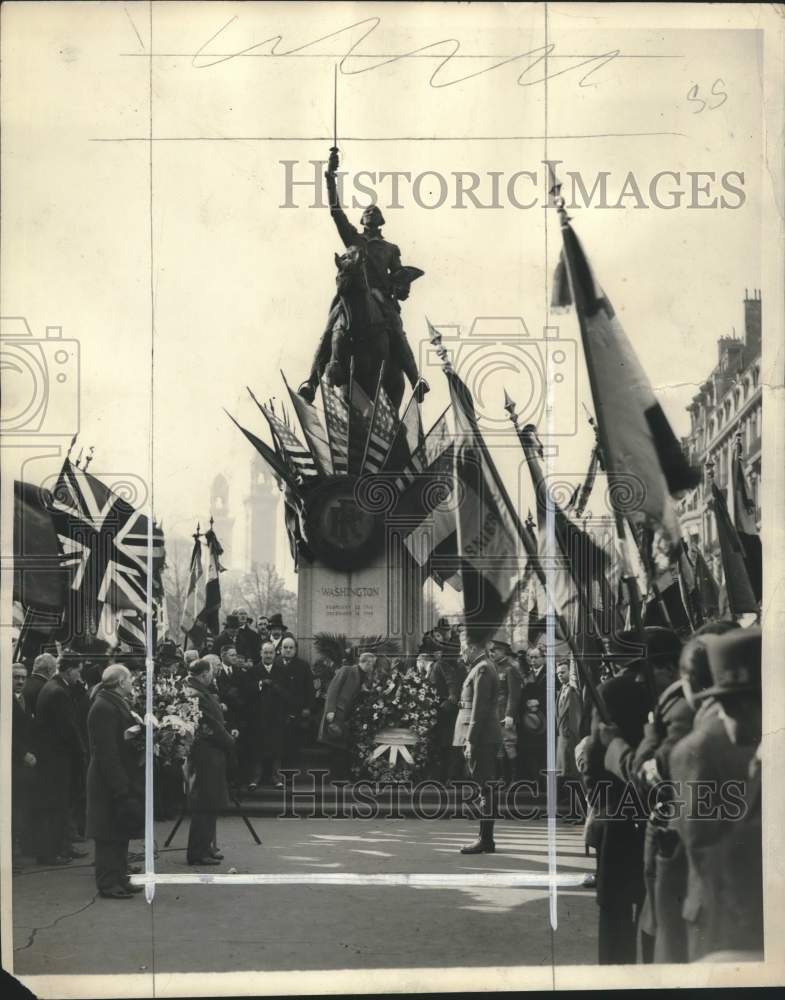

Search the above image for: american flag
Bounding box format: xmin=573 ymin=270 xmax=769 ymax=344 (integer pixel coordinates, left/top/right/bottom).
xmin=260 ymin=405 xmax=319 ymax=483
xmin=363 ymin=385 xmax=398 ymax=473
xmin=321 ymin=382 xmax=350 ymax=474
xmin=48 ymin=459 xmax=165 ymax=648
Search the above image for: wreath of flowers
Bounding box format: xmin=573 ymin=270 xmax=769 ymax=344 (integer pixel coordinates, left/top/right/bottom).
xmin=349 ymin=662 xmax=440 ymax=783
xmin=129 ymin=673 xmax=202 ymax=769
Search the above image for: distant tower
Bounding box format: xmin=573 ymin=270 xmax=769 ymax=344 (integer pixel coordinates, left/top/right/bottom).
xmin=209 ymin=473 xmax=235 ymax=565
xmin=244 ymin=453 xmax=280 ymax=571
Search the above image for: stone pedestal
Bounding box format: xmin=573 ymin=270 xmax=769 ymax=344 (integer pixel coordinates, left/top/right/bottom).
xmin=296 ymin=531 xmax=423 ymax=660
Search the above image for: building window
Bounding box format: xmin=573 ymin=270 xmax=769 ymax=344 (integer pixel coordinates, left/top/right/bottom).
xmin=752 ymin=366 xmax=759 ymax=389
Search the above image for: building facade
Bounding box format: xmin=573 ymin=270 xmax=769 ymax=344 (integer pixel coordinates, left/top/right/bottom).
xmin=679 ymin=290 xmax=762 ymax=580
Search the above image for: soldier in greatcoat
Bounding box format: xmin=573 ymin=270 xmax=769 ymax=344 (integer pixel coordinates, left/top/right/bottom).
xmin=453 ymin=631 xmax=502 ymax=854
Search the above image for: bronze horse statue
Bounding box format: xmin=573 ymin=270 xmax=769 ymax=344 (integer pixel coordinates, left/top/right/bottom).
xmin=297 ymin=246 xmax=427 ymax=413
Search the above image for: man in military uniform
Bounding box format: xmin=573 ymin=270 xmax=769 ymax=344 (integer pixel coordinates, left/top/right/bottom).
xmin=487 ymin=633 xmax=522 ymax=785
xmin=453 ymin=630 xmax=502 ymax=854
xmin=298 ymin=147 xmax=427 ymax=403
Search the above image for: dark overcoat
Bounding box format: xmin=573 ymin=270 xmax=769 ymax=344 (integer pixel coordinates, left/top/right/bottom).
xmin=258 ymin=661 xmax=288 ymax=755
xmin=186 ymin=676 xmax=235 ymax=811
xmin=85 ymin=687 xmax=145 ymax=841
xmin=318 ymin=664 xmax=364 ymax=749
xmin=34 ymin=674 xmax=86 ymax=809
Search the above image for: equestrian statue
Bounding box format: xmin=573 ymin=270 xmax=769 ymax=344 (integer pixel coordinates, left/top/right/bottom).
xmin=297 ymin=146 xmax=429 ymax=414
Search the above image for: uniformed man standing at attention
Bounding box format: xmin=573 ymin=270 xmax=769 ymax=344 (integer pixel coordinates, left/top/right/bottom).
xmin=453 ymin=630 xmax=503 ymax=854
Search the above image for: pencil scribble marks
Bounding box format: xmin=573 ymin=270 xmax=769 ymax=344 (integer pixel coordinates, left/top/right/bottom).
xmin=124 ymin=6 xmax=145 ymax=51
xmin=192 ymin=15 xmax=620 ymax=89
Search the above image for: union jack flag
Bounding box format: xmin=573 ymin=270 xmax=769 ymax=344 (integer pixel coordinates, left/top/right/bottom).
xmin=48 ymin=459 xmax=165 ymax=648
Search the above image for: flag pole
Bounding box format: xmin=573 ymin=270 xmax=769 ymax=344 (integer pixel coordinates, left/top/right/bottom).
xmin=504 ymin=395 xmax=609 ymax=723
xmin=550 ymin=175 xmax=653 ymax=703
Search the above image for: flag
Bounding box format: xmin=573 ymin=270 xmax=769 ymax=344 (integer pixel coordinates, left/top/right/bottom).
xmin=554 ymin=213 xmax=699 ymax=554
xmin=348 ymin=377 xmax=375 ymax=474
xmin=692 ymin=545 xmax=720 ymax=619
xmin=251 ymin=390 xmax=319 ymax=484
xmin=709 ymin=478 xmax=758 ymax=615
xmin=363 ymin=383 xmax=398 ymax=474
xmin=321 ymin=382 xmax=350 ymax=474
xmin=196 ymin=525 xmax=224 ymax=636
xmin=383 ymin=385 xmax=425 ymax=472
xmin=224 ymin=409 xmax=301 ymax=495
xmin=181 ymin=529 xmax=204 ymax=639
xmin=48 ymin=458 xmax=164 ymax=647
xmin=13 ymin=480 xmax=68 ymax=612
xmin=394 ymin=407 xmax=452 ymax=492
xmin=518 ymin=423 xmax=618 ymax=645
xmin=447 ymin=368 xmax=528 ymax=641
xmin=284 ymin=378 xmax=333 ymax=477
xmin=728 ymin=439 xmax=762 ymax=602
xmin=571 ymin=441 xmax=600 ymax=518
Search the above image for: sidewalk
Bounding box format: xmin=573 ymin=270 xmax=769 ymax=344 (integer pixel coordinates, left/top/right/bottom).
xmin=11 ymin=816 xmax=597 ymax=977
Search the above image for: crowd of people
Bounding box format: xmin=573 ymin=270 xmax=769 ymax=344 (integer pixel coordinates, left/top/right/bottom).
xmin=11 ymin=608 xmax=764 ymax=965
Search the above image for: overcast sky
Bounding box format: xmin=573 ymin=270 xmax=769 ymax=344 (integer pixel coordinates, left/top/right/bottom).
xmin=2 ymin=3 xmax=764 ymax=591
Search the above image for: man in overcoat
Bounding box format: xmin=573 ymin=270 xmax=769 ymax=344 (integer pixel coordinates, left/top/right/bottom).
xmin=319 ymin=652 xmax=377 ymax=780
xmin=453 ymin=631 xmax=502 ymax=854
xmin=583 ymin=631 xmax=652 ymax=964
xmin=31 ymin=652 xmax=87 ymax=865
xmin=276 ymin=636 xmax=314 ymax=777
xmin=185 ymin=658 xmax=236 ymax=866
xmin=85 ymin=665 xmax=145 ymax=898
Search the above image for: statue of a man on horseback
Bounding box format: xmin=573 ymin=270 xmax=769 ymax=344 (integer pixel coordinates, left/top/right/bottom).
xmin=297 ymin=147 xmax=429 ymax=413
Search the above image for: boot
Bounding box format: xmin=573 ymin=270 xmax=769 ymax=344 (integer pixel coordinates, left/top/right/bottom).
xmin=460 ymin=819 xmax=496 ymax=854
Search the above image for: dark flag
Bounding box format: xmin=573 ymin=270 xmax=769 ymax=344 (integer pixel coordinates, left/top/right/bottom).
xmin=693 ymin=545 xmax=720 ymax=619
xmin=708 ymin=474 xmax=758 ymax=616
xmin=382 ymin=383 xmax=425 ymax=472
xmin=48 ymin=458 xmax=165 ymax=648
xmin=181 ymin=526 xmax=204 ymax=644
xmin=196 ymin=523 xmax=224 ymax=636
xmin=553 ymin=206 xmax=699 ymax=556
xmin=13 ymin=480 xmax=68 ymax=613
xmin=728 ymin=433 xmax=763 ymax=602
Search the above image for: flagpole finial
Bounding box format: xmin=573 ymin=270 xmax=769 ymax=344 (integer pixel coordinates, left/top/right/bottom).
xmin=427 ymin=319 xmax=453 ymax=372
xmin=546 ymin=162 xmax=570 ymax=223
xmin=83 ymin=445 xmax=95 ymax=471
xmin=704 ymin=457 xmax=716 ymax=483
xmin=503 ymin=389 xmax=519 ymax=428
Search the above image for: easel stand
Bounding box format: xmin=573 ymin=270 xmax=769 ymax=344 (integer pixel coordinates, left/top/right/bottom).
xmin=164 ymin=795 xmax=262 ymax=848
